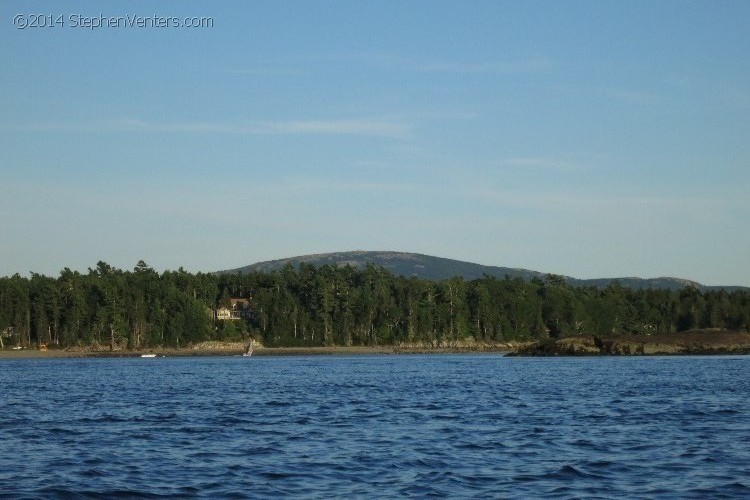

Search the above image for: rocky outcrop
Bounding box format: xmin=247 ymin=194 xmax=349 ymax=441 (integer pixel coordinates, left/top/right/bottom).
xmin=394 ymin=338 xmax=521 ymax=353
xmin=510 ymin=330 xmax=750 ymax=356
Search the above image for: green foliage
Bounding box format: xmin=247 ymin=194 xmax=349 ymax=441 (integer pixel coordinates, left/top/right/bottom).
xmin=0 ymin=261 xmax=748 ymax=349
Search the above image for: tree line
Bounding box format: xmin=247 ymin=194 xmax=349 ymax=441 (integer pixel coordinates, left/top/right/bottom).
xmin=1 ymin=261 xmax=748 ymax=349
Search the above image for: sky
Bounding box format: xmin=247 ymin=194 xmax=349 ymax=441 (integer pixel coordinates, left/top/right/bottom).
xmin=1 ymin=1 xmax=749 ymax=286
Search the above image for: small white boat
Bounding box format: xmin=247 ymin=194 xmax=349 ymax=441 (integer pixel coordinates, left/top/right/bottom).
xmin=141 ymin=354 xmax=157 ymax=358
xmin=242 ymin=339 xmax=254 ymax=357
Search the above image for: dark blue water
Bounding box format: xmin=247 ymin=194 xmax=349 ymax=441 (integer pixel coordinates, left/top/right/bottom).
xmin=1 ymin=355 xmax=749 ymax=498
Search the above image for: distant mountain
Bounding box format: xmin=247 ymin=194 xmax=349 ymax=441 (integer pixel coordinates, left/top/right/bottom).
xmin=218 ymin=251 xmax=746 ymax=291
xmin=221 ymin=251 xmax=545 ymax=282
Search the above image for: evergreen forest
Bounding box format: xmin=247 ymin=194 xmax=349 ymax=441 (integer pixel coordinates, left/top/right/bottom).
xmin=1 ymin=261 xmax=748 ymax=349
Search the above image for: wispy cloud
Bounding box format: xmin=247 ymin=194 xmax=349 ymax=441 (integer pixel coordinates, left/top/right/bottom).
xmin=497 ymin=157 xmax=581 ymax=172
xmin=224 ymin=52 xmax=553 ymax=77
xmin=254 ymin=119 xmax=410 ymax=138
xmin=349 ymin=52 xmax=554 ymax=75
xmin=468 ymin=187 xmax=743 ymax=216
xmin=0 ymin=122 xmax=102 ymax=133
xmin=600 ymin=87 xmax=657 ymax=104
xmin=3 ymin=117 xmax=413 ymax=139
xmin=663 ymin=74 xmax=750 ymax=110
xmin=230 ymin=177 xmax=417 ymax=196
xmin=227 ymin=68 xmax=306 ymax=77
xmin=410 ymin=58 xmax=553 ymax=74
xmin=291 ymin=179 xmax=416 ymax=193
xmin=543 ymin=82 xmax=659 ymax=106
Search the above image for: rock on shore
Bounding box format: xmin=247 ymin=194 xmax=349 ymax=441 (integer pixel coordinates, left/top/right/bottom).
xmin=510 ymin=330 xmax=750 ymax=356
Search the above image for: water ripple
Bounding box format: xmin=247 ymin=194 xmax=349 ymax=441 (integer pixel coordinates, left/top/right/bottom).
xmin=1 ymin=355 xmax=750 ymax=497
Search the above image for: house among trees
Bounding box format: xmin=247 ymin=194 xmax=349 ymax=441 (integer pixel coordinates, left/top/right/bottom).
xmin=216 ymin=298 xmax=252 ymax=321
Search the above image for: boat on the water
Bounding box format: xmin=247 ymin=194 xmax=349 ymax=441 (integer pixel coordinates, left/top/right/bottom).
xmin=243 ymin=339 xmax=253 ymax=357
xmin=141 ymin=354 xmax=157 ymax=358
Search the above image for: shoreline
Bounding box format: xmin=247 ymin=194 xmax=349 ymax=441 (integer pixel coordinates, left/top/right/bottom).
xmin=0 ymin=345 xmax=515 ymax=359
xmin=3 ymin=330 xmax=749 ymax=358
xmin=511 ymin=330 xmax=750 ymax=356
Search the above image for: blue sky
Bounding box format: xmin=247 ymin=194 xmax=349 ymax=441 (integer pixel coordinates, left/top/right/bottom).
xmin=2 ymin=1 xmax=749 ymax=285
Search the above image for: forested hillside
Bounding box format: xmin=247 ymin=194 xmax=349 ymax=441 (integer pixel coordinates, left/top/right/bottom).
xmin=1 ymin=261 xmax=748 ymax=349
xmin=222 ymin=250 xmax=546 ymax=282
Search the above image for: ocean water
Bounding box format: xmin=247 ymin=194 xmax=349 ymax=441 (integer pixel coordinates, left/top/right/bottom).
xmin=1 ymin=355 xmax=749 ymax=499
